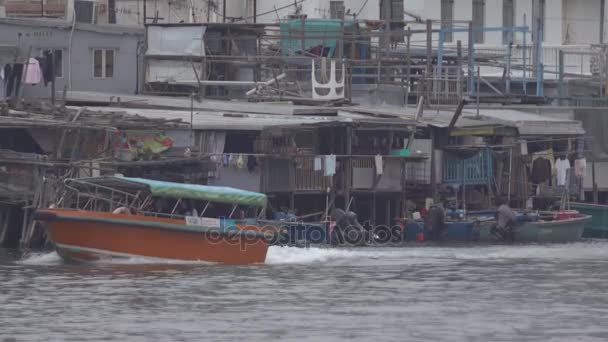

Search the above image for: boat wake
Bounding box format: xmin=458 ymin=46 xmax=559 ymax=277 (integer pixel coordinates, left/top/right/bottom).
xmin=265 ymin=246 xmax=401 ymax=265
xmin=16 ymin=241 xmax=608 ymax=267
xmin=18 ymin=251 xmax=63 ymax=266
xmin=265 ymin=241 xmax=608 ymax=265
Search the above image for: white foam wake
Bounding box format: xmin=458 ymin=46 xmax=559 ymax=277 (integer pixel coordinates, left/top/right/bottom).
xmin=18 ymin=251 xmax=63 ymax=265
xmin=264 ymin=246 xmax=401 ymax=265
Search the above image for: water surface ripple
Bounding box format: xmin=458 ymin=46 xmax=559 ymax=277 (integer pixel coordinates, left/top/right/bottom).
xmin=2 ymin=242 xmax=608 ymax=341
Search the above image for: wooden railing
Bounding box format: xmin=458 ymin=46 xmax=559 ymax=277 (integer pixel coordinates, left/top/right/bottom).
xmin=293 ymin=157 xmax=332 ymax=191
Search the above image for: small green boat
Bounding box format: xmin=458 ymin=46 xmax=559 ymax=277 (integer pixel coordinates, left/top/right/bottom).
xmin=476 ymin=214 xmax=591 ymax=243
xmin=570 ymin=202 xmax=608 ymax=238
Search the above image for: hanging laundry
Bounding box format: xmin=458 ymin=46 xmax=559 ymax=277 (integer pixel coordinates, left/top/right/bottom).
xmin=0 ymin=64 xmax=5 ymax=101
xmin=530 ymin=157 xmax=552 ymax=184
xmin=574 ymin=158 xmax=587 ymax=178
xmin=5 ymin=64 xmax=22 ymax=97
xmin=236 ymin=154 xmax=245 ymax=169
xmin=520 ymin=140 xmax=528 ymax=156
xmin=324 ymin=155 xmax=336 ymax=176
xmin=247 ymin=155 xmax=258 ymax=173
xmin=210 ymin=155 xmax=220 ymax=164
xmin=230 ymin=154 xmax=238 ymax=167
xmin=575 ymin=136 xmax=585 ymax=159
xmin=2 ymin=64 xmax=10 ymax=86
xmin=374 ymin=155 xmax=383 ymax=176
xmin=530 ymin=149 xmax=555 ymax=185
xmin=313 ymin=157 xmax=322 ymax=171
xmin=555 ymin=157 xmax=571 ymax=186
xmin=24 ymin=58 xmax=41 ymax=85
xmin=223 ymin=154 xmax=230 ymax=167
xmin=40 ymin=51 xmax=55 ymax=86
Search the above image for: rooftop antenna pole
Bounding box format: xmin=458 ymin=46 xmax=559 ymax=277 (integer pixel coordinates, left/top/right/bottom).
xmin=601 ymin=0 xmax=606 ymax=44
xmin=223 ymin=0 xmax=226 ymax=23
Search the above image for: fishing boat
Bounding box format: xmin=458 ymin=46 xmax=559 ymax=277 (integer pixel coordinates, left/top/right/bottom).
xmin=472 ymin=210 xmax=591 ymax=243
xmin=34 ymin=177 xmax=273 ymax=264
xmin=570 ymin=202 xmax=608 ymax=238
xmin=404 ymin=209 xmax=591 ymax=243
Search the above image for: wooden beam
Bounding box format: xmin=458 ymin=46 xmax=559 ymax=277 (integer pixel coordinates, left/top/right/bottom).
xmin=406 ymin=96 xmax=424 ymax=150
xmin=447 ymin=99 xmax=466 ymax=135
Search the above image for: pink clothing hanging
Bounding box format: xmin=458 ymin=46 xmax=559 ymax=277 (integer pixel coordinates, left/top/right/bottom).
xmin=24 ymin=58 xmax=42 ymax=85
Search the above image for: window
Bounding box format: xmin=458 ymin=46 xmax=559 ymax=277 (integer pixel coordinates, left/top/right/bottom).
xmin=42 ymin=49 xmax=63 ymax=78
xmin=108 ymin=0 xmax=116 ymax=24
xmin=472 ymin=0 xmax=485 ymax=44
xmin=93 ymin=49 xmax=115 ymax=78
xmin=532 ymin=0 xmax=545 ymax=42
xmin=74 ymin=0 xmax=95 ymax=23
xmin=503 ymin=0 xmax=515 ymax=44
xmin=330 ymin=1 xmax=345 ymax=20
xmin=380 ymin=0 xmax=404 ymax=22
xmin=379 ymin=0 xmax=404 ymax=43
xmin=441 ymin=0 xmax=454 ymax=43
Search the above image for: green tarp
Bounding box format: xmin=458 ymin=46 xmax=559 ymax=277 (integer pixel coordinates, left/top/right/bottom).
xmin=280 ymin=19 xmax=354 ymax=57
xmin=126 ymin=177 xmax=267 ymax=208
xmin=76 ymin=176 xmax=267 ymax=208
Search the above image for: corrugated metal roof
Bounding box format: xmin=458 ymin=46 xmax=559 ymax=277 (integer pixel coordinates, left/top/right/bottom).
xmin=64 ymin=91 xmax=584 ymax=135
xmin=66 ymin=91 xmax=340 ymax=116
xmin=73 ymin=106 xmax=416 ymax=131
xmin=344 ymin=105 xmax=585 ymax=135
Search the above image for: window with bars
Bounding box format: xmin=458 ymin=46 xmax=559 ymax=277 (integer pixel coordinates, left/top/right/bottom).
xmin=330 ymin=1 xmax=345 ymax=20
xmin=472 ymin=0 xmax=485 ymax=44
xmin=379 ymin=0 xmax=404 ymax=43
xmin=532 ymin=0 xmax=546 ymax=42
xmin=441 ymin=0 xmax=454 ymax=43
xmin=380 ymin=0 xmax=404 ymax=21
xmin=93 ymin=49 xmax=115 ymax=79
xmin=502 ymin=0 xmax=515 ymax=44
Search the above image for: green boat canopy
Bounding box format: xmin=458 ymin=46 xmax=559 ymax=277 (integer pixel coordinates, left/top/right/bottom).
xmin=71 ymin=176 xmax=268 ymax=208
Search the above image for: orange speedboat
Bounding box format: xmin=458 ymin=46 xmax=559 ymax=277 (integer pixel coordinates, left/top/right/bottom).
xmin=34 ymin=177 xmax=273 ymax=265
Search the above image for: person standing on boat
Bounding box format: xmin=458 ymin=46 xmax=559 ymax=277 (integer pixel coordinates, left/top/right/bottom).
xmin=496 ymin=199 xmax=518 ymax=242
xmin=426 ymin=204 xmax=446 ymax=241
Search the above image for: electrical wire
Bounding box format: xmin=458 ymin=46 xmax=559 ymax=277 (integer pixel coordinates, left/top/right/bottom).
xmin=357 ymin=0 xmax=370 ymax=16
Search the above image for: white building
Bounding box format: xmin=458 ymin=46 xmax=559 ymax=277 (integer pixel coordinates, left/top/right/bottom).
xmin=404 ymin=0 xmax=608 ymax=47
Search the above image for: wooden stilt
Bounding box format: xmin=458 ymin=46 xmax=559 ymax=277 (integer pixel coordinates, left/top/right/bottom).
xmin=0 ymin=207 xmax=8 ymax=246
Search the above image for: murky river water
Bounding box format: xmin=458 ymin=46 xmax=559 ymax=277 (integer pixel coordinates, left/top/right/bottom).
xmin=1 ymin=242 xmax=608 ymax=341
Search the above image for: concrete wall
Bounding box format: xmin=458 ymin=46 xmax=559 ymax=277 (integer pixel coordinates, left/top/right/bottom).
xmin=584 ymin=161 xmax=608 ymax=191
xmin=208 ymin=167 xmax=261 ymax=192
xmin=0 ymin=21 xmax=142 ymax=98
xmin=563 ymin=0 xmax=602 ymax=44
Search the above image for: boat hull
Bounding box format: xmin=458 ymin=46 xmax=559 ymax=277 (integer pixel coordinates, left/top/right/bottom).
xmin=35 ymin=209 xmax=270 ymax=265
xmin=402 ymin=215 xmax=590 ymax=244
xmin=570 ymin=203 xmax=608 ymax=238
xmin=477 ymin=215 xmax=591 ymax=243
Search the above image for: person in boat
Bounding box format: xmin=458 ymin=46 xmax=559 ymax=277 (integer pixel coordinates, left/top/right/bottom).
xmin=425 ymin=204 xmax=446 ymax=241
xmin=330 ymin=208 xmax=367 ymax=245
xmin=495 ymin=198 xmax=518 ymax=241
xmin=112 ymin=206 xmax=132 ymax=215
xmin=184 ymin=200 xmax=199 ymax=217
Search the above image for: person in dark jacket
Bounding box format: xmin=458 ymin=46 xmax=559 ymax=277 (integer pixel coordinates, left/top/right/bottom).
xmin=426 ymin=204 xmax=446 ymax=241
